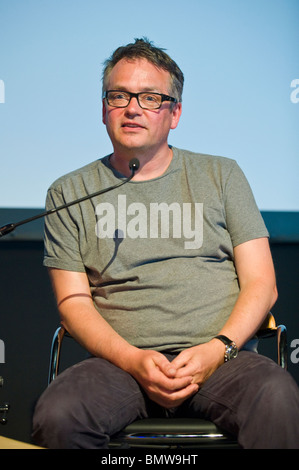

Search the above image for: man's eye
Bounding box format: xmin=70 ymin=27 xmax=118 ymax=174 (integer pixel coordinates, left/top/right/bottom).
xmin=144 ymin=94 xmax=158 ymax=102
xmin=141 ymin=94 xmax=161 ymax=105
xmin=111 ymin=92 xmax=128 ymax=100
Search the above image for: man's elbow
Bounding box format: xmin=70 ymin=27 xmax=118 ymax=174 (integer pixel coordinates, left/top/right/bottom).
xmin=271 ymin=284 xmax=278 ymax=309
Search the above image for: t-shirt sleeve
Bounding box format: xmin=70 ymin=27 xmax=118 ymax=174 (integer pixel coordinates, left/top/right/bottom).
xmin=224 ymin=161 xmax=269 ymax=247
xmin=43 ymin=186 xmax=86 ymax=272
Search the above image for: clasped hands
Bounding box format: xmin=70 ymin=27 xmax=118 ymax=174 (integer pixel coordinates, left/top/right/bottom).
xmin=127 ymin=340 xmax=225 ymax=409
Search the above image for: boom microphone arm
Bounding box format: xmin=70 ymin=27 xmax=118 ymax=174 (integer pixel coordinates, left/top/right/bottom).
xmin=0 ymin=158 xmax=140 ymax=238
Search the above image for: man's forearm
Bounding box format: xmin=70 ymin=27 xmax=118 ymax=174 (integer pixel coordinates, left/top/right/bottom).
xmin=49 ymin=268 xmax=139 ymax=370
xmin=218 ymin=277 xmax=278 ymax=349
xmin=59 ymin=298 xmax=139 ymax=371
xmin=218 ymin=237 xmax=278 ymax=349
xmin=59 ymin=298 xmax=198 ymax=408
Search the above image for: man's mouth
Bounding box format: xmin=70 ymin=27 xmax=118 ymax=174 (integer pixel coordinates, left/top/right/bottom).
xmin=122 ymin=122 xmax=144 ymax=129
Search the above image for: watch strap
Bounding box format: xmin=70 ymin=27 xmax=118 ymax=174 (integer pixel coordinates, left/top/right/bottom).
xmin=214 ymin=335 xmax=238 ymax=362
xmin=214 ymin=335 xmax=233 ymax=346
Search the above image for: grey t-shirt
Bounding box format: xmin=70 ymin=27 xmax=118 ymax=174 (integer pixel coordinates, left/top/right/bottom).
xmin=44 ymin=147 xmax=268 ymax=352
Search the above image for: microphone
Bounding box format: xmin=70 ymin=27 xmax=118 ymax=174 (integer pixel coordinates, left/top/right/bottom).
xmin=0 ymin=158 xmax=140 ymax=238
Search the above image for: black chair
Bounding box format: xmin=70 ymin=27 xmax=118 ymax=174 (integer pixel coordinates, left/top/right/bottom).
xmin=48 ymin=313 xmax=287 ymax=448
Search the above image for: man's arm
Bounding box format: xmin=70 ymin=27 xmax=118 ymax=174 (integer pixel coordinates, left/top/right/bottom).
xmin=49 ymin=268 xmax=138 ymax=364
xmin=166 ymin=237 xmax=278 ymax=384
xmin=49 ymin=268 xmax=198 ymax=408
xmin=217 ymin=236 xmax=278 ymax=347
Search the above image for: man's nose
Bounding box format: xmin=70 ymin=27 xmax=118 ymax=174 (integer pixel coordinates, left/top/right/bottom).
xmin=125 ymin=96 xmax=142 ymax=113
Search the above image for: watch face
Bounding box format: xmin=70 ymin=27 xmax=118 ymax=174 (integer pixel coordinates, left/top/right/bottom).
xmin=225 ymin=343 xmax=238 ymax=361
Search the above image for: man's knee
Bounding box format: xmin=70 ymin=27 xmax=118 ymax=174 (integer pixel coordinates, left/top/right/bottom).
xmin=32 ymin=387 xmax=79 ymax=448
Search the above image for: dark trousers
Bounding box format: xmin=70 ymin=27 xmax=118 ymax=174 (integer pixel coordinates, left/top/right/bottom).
xmin=32 ymin=351 xmax=299 ymax=449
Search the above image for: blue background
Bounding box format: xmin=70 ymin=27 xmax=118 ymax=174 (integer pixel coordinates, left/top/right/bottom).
xmin=0 ymin=0 xmax=298 ymax=210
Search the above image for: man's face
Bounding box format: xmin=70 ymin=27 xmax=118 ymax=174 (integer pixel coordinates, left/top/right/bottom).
xmin=102 ymin=58 xmax=182 ymax=157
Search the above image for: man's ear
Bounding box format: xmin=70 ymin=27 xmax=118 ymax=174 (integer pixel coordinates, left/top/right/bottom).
xmin=102 ymin=99 xmax=107 ymax=125
xmin=170 ymin=102 xmax=182 ymax=130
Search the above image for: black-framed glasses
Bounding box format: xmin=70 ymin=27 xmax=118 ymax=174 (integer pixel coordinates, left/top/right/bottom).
xmin=103 ymin=90 xmax=177 ymax=110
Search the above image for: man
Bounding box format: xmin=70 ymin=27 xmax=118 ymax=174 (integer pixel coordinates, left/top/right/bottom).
xmin=32 ymin=38 xmax=299 ymax=448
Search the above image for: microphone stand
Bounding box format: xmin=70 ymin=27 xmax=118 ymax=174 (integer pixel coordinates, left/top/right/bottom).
xmin=0 ymin=158 xmax=140 ymax=238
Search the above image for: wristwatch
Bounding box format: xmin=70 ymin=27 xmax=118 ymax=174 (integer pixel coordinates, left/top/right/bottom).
xmin=214 ymin=335 xmax=238 ymax=362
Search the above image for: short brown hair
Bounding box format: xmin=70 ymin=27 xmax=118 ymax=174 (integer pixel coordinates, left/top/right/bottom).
xmin=102 ymin=38 xmax=184 ymax=102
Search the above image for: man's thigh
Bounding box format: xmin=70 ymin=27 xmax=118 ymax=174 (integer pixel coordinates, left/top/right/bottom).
xmin=182 ymin=351 xmax=299 ymax=447
xmin=33 ymin=356 xmax=154 ymax=448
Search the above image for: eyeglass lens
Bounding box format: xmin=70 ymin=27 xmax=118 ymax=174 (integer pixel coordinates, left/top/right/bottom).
xmin=106 ymin=91 xmax=166 ymax=109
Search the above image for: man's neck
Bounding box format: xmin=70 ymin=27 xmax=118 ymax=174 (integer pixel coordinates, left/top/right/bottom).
xmin=109 ymin=145 xmax=173 ymax=181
